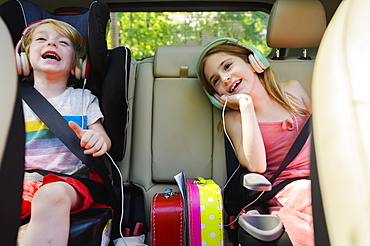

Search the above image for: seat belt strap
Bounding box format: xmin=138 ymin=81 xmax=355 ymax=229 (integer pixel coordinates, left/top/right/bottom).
xmin=269 ymin=115 xmax=312 ymax=184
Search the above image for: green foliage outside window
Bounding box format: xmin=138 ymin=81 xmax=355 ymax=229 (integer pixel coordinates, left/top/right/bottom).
xmin=108 ymin=11 xmax=271 ymax=60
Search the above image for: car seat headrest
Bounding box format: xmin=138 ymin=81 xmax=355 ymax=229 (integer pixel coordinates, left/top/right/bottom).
xmin=154 ymin=45 xmax=205 ymax=78
xmin=15 ymin=0 xmax=90 ymax=42
xmin=266 ymin=0 xmax=327 ymax=48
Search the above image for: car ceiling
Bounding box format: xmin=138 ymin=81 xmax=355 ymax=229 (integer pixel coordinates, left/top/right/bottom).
xmin=0 ymin=0 xmax=341 ymax=21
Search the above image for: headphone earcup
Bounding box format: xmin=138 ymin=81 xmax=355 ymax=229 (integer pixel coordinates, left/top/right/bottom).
xmin=240 ymin=41 xmax=269 ymax=73
xmin=15 ymin=51 xmax=23 ymax=75
xmin=209 ymin=96 xmax=224 ymax=110
xmin=74 ymin=58 xmax=82 ymax=80
xmin=249 ymin=48 xmax=269 ymax=73
xmin=203 ymin=88 xmax=224 ymax=109
xmin=81 ymin=58 xmax=89 ymax=79
xmin=15 ymin=38 xmax=30 ymax=76
xmin=248 ymin=53 xmax=264 ymax=73
xmin=15 ymin=51 xmax=30 ymax=76
xmin=20 ymin=52 xmax=30 ymax=76
xmin=74 ymin=58 xmax=89 ymax=80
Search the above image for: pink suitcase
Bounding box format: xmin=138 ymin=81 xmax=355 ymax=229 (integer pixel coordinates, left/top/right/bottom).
xmin=187 ymin=177 xmax=224 ymax=246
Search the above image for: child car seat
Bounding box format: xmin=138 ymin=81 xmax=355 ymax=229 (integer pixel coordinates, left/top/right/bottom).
xmin=0 ymin=0 xmax=131 ymax=244
xmin=223 ymin=0 xmax=326 ymax=245
xmin=224 ymin=138 xmax=297 ymax=246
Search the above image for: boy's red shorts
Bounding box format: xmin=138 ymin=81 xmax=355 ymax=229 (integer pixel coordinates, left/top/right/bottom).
xmin=21 ymin=173 xmax=94 ymax=219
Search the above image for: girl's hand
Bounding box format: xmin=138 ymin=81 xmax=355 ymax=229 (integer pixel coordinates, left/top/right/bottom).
xmin=68 ymin=121 xmax=108 ymax=157
xmin=221 ymin=94 xmax=253 ymax=110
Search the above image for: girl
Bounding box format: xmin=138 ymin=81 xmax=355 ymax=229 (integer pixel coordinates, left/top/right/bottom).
xmin=197 ymin=38 xmax=313 ymax=246
xmin=18 ymin=19 xmax=111 ymax=246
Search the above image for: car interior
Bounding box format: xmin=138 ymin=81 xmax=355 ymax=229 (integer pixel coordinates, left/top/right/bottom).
xmin=2 ymin=0 xmax=369 ymax=245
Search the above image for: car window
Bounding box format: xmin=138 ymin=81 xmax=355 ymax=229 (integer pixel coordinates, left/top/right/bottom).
xmin=108 ymin=11 xmax=271 ymax=60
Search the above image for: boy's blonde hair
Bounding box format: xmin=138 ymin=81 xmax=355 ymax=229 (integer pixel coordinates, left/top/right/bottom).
xmin=197 ymin=42 xmax=309 ymax=116
xmin=20 ymin=19 xmax=86 ymax=71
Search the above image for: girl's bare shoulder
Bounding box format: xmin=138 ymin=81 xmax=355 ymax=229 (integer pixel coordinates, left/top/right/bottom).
xmin=282 ymin=79 xmax=312 ymax=112
xmin=282 ymin=79 xmax=302 ymax=93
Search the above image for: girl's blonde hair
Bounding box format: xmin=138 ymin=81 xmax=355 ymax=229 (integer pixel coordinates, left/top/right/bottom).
xmin=197 ymin=42 xmax=309 ymax=116
xmin=20 ymin=19 xmax=86 ymax=71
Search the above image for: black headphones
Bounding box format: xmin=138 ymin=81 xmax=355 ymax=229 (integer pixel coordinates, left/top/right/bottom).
xmin=15 ymin=20 xmax=89 ymax=79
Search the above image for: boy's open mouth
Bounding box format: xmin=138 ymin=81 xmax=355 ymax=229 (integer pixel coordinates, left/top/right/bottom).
xmin=42 ymin=51 xmax=61 ymax=61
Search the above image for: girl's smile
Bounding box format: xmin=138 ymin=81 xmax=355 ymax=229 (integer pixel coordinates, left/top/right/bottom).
xmin=230 ymin=78 xmax=242 ymax=93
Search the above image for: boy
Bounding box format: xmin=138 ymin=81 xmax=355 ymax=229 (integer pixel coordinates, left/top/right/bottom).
xmin=18 ymin=19 xmax=111 ymax=246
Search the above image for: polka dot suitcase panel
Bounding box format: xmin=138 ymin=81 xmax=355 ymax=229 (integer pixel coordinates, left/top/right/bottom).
xmin=151 ymin=189 xmax=185 ymax=246
xmin=187 ymin=178 xmax=224 ymax=246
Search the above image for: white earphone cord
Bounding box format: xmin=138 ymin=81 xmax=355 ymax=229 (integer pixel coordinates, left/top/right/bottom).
xmin=221 ymin=96 xmax=240 ymax=193
xmin=106 ymin=152 xmax=127 ymax=245
xmin=81 ymin=78 xmax=87 ymax=129
xmin=220 ymin=96 xmax=263 ymax=227
xmin=80 ymin=80 xmax=126 ymax=244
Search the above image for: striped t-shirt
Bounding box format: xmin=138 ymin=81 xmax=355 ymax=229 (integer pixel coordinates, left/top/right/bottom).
xmin=23 ymin=87 xmax=104 ymax=177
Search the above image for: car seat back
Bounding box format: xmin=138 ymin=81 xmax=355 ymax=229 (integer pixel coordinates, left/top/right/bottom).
xmin=0 ymin=18 xmax=17 ymax=160
xmin=119 ymin=57 xmax=138 ymax=184
xmin=129 ymin=45 xmax=227 ymax=225
xmin=267 ymin=0 xmax=327 ymax=97
xmin=0 ymin=16 xmax=25 ymax=246
xmin=224 ymin=0 xmax=326 ymax=245
xmin=0 ymin=0 xmax=130 ymax=244
xmin=312 ymin=0 xmax=370 ymax=245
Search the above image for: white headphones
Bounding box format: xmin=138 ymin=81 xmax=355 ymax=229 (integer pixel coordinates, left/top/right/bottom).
xmin=15 ymin=21 xmax=89 ymax=79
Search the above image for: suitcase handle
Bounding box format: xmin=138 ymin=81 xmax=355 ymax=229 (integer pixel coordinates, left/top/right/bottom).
xmin=163 ymin=188 xmax=176 ymax=198
xmin=194 ymin=177 xmax=207 ymax=185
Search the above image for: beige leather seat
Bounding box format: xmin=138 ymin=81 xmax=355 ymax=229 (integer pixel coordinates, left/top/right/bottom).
xmin=0 ymin=16 xmax=24 ymax=245
xmin=127 ymin=45 xmax=227 ymax=225
xmin=312 ymin=0 xmax=370 ymax=245
xmin=267 ymin=0 xmax=327 ymax=97
xmin=118 ymin=58 xmax=138 ymax=184
xmin=0 ymin=18 xmax=17 ymax=166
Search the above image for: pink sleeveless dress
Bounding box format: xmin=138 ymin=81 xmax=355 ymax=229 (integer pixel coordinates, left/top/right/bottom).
xmin=258 ymin=112 xmax=314 ymax=246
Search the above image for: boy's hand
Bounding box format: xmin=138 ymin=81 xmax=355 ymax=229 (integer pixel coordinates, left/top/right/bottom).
xmin=68 ymin=121 xmax=108 ymax=157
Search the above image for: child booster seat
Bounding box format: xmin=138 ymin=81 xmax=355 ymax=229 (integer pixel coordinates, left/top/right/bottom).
xmin=0 ymin=0 xmax=131 ymax=245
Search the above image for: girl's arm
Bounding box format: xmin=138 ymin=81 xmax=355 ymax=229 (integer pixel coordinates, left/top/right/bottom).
xmin=224 ymin=96 xmax=266 ymax=173
xmin=69 ymin=120 xmax=112 ymax=157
